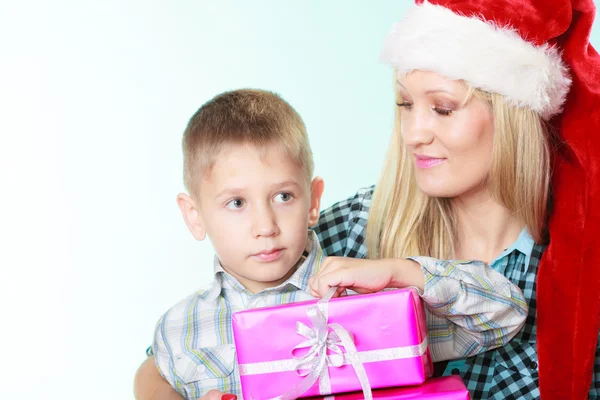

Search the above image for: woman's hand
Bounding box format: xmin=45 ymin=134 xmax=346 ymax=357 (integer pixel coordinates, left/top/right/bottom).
xmin=308 ymin=257 xmax=424 ymax=298
xmin=198 ymin=391 xmax=236 ymax=400
xmin=133 ymin=356 xmax=237 ymax=400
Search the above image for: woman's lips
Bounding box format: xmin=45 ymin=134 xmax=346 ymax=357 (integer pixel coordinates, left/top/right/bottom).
xmin=414 ymin=155 xmax=446 ymax=169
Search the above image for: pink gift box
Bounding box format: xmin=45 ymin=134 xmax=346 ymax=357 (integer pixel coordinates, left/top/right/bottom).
xmin=232 ymin=288 xmax=433 ymax=399
xmin=305 ymin=376 xmax=470 ymax=400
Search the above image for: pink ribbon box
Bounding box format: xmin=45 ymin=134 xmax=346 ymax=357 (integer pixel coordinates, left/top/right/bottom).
xmin=304 ymin=376 xmax=470 ymax=400
xmin=232 ymin=288 xmax=433 ymax=400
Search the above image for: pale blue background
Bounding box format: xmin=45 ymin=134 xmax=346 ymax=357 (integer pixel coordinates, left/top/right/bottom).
xmin=0 ymin=1 xmax=598 ymax=399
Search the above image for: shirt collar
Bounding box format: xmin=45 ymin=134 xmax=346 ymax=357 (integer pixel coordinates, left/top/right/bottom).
xmin=205 ymin=230 xmax=324 ymax=301
xmin=490 ymin=228 xmax=535 ymax=269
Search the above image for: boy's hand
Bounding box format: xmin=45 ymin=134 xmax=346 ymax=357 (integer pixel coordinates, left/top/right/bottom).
xmin=308 ymin=257 xmax=424 ymax=298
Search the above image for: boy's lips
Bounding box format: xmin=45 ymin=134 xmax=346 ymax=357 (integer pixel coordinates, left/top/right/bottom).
xmin=251 ymin=248 xmax=284 ymax=262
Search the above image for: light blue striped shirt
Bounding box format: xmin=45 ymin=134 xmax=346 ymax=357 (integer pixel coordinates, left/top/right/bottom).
xmin=153 ymin=231 xmax=322 ymax=399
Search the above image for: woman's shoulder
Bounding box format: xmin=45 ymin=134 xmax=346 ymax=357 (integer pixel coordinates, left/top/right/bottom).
xmin=323 ymin=185 xmax=375 ymax=216
xmin=313 ymin=185 xmax=374 ymax=257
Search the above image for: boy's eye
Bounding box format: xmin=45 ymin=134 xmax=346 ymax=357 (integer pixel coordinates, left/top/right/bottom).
xmin=274 ymin=192 xmax=293 ymax=203
xmin=225 ymin=198 xmax=245 ymax=209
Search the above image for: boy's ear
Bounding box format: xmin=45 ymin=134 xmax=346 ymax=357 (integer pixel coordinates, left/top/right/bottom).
xmin=177 ymin=193 xmax=207 ymax=241
xmin=307 ymin=176 xmax=325 ymax=227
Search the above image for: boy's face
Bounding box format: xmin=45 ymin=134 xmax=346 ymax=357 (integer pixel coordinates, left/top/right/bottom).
xmin=179 ymin=143 xmax=324 ymax=294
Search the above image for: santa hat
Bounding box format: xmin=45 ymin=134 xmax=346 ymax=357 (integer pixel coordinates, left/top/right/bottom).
xmin=381 ymin=0 xmax=600 ymax=399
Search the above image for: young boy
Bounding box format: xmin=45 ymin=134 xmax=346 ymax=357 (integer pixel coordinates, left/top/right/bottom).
xmin=152 ymin=89 xmax=325 ymax=399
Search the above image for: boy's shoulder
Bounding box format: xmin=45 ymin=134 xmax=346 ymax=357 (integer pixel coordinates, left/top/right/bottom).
xmin=157 ymin=280 xmax=224 ymax=333
xmin=152 ymin=279 xmax=238 ymax=381
xmin=153 ymin=279 xmax=233 ymax=351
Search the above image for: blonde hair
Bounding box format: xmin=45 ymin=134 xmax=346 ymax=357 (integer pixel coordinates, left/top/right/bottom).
xmin=366 ymin=85 xmax=551 ymax=260
xmin=182 ymin=89 xmax=313 ymax=197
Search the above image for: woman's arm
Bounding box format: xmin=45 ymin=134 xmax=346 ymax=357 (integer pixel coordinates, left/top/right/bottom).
xmin=309 ymin=256 xmax=527 ymax=362
xmin=408 ymin=256 xmax=527 ymax=361
xmin=134 ymin=357 xmax=186 ymax=400
xmin=134 ymin=357 xmax=231 ymax=400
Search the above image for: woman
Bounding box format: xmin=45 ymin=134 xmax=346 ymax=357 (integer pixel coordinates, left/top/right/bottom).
xmin=136 ymin=0 xmax=600 ymax=398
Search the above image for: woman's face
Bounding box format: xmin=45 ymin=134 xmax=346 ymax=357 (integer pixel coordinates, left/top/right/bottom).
xmin=397 ymin=70 xmax=494 ymax=199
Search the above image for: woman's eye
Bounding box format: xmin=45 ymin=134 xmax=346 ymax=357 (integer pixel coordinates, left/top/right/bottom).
xmin=396 ymin=102 xmax=413 ymax=110
xmin=225 ymin=198 xmax=245 ymax=209
xmin=274 ymin=192 xmax=293 ymax=203
xmin=433 ymin=107 xmax=453 ymax=116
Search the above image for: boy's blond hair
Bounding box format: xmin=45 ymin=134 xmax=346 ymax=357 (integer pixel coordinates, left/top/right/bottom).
xmin=182 ymin=89 xmax=313 ymax=197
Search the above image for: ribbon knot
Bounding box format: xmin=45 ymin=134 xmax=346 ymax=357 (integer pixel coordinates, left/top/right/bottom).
xmin=293 ymin=321 xmax=345 ymax=374
xmin=272 ymin=288 xmax=373 ymax=400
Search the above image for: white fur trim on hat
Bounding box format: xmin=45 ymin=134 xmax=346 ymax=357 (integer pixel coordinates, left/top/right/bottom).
xmin=380 ymin=2 xmax=571 ymax=119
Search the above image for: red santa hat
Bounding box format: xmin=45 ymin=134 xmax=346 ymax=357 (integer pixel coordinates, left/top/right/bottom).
xmin=381 ymin=0 xmax=600 ymax=398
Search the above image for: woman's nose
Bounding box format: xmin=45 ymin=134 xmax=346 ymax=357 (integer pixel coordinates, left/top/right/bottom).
xmin=401 ymin=109 xmax=435 ymax=147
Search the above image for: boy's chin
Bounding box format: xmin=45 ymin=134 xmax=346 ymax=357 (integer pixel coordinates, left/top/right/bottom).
xmin=255 ymin=269 xmax=296 ymax=285
xmin=251 ymin=265 xmax=299 ymax=286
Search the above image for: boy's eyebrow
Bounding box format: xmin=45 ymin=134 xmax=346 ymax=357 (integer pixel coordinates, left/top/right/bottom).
xmin=270 ymin=180 xmax=301 ymax=191
xmin=215 ymin=187 xmax=244 ymax=199
xmin=214 ymin=180 xmax=301 ymax=198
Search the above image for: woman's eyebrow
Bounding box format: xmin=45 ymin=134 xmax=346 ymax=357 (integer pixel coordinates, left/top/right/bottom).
xmin=424 ymin=89 xmax=453 ymax=95
xmin=396 ymin=81 xmax=454 ymax=96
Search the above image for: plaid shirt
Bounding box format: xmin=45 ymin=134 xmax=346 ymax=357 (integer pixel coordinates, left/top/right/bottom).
xmin=314 ymin=186 xmax=600 ymax=399
xmin=153 ymin=231 xmax=322 ymax=399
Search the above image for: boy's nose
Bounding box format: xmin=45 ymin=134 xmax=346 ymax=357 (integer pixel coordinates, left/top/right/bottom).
xmin=252 ymin=207 xmax=280 ymax=238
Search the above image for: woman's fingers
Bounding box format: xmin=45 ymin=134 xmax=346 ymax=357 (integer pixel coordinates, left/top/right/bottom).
xmin=196 ymin=390 xmax=236 ymax=400
xmin=311 ymin=268 xmax=355 ymax=297
xmin=309 ymin=256 xmax=343 ymax=297
xmin=309 ymin=258 xmax=399 ymax=297
xmin=310 ymin=257 xmax=353 ymax=297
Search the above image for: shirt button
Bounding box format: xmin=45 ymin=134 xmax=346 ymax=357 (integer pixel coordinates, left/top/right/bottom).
xmin=196 ymin=364 xmax=206 ymax=374
xmin=529 ymin=361 xmax=538 ymax=370
xmin=451 ymin=368 xmax=460 ymax=375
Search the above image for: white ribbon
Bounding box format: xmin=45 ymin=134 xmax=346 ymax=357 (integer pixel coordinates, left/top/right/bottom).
xmin=269 ymin=287 xmax=373 ymax=400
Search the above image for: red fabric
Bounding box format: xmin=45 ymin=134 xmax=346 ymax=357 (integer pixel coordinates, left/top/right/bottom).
xmin=413 ymin=1 xmax=600 ymax=398
xmin=418 ymin=0 xmax=572 ymax=46
xmin=540 ymin=1 xmax=600 ymax=398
